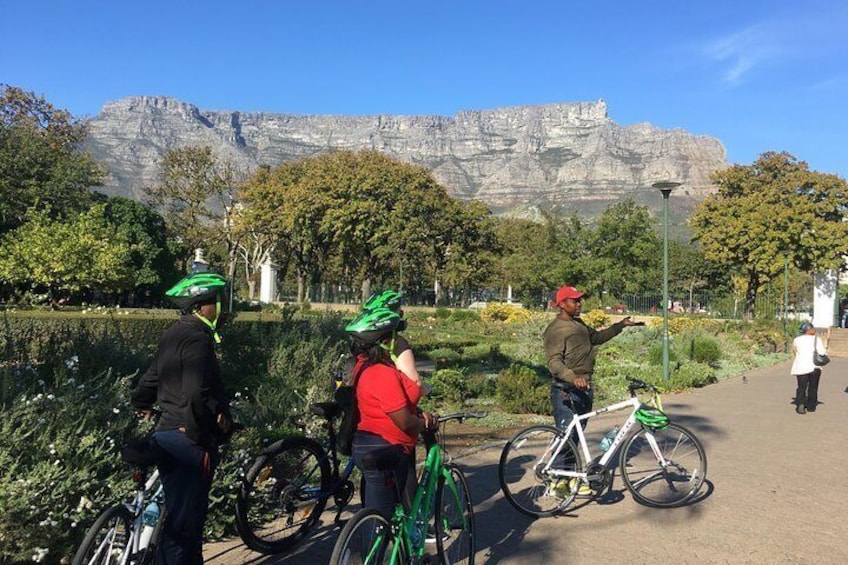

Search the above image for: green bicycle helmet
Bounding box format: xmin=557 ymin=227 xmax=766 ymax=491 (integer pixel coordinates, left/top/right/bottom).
xmin=362 ymin=289 xmax=403 ymax=312
xmin=166 ymin=272 xmax=228 ymax=312
xmin=345 ymin=307 xmax=403 ymax=346
xmin=634 ymin=406 xmax=670 ymax=430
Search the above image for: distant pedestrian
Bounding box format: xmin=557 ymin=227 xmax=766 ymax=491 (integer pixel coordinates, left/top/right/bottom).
xmin=790 ymin=322 xmax=827 ymax=414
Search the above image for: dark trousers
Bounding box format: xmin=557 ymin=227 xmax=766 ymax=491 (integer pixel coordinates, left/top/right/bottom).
xmin=352 ymin=432 xmax=416 ymax=519
xmin=551 ymin=384 xmax=594 ymax=431
xmin=154 ymin=429 xmax=219 ymax=565
xmin=795 ymin=369 xmax=822 ymax=410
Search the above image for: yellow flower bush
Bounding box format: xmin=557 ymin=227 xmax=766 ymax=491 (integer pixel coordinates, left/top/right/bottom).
xmin=480 ymin=303 xmax=533 ymax=324
xmin=581 ymin=309 xmax=610 ymax=328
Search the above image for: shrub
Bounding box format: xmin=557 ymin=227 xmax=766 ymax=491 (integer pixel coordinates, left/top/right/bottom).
xmin=428 ymin=369 xmax=471 ymax=405
xmin=495 ymin=364 xmax=550 ymax=415
xmin=647 ymin=342 xmax=680 ymax=366
xmin=662 ymin=361 xmax=718 ymax=391
xmin=425 ymin=348 xmax=461 ymax=367
xmin=433 ymin=307 xmax=452 ymax=319
xmin=449 ymin=309 xmax=481 ymax=323
xmin=581 ymin=308 xmax=610 ymax=328
xmin=480 ymin=303 xmax=532 ymax=324
xmin=684 ymin=334 xmax=722 ymax=367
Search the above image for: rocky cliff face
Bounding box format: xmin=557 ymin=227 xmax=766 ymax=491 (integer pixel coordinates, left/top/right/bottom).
xmin=83 ymin=96 xmax=726 ymax=219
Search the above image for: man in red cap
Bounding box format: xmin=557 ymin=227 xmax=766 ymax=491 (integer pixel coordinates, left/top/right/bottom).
xmin=544 ymin=285 xmax=638 ymax=430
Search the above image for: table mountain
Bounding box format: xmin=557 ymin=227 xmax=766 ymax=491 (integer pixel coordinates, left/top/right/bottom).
xmin=83 ymin=96 xmax=726 ymax=220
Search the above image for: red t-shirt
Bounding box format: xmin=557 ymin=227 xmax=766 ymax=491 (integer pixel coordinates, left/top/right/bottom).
xmin=356 ymin=361 xmax=422 ymax=453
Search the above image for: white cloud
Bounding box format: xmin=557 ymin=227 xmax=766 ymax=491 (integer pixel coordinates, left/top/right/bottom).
xmin=702 ymin=24 xmax=778 ymax=85
xmin=699 ymin=5 xmax=848 ymax=87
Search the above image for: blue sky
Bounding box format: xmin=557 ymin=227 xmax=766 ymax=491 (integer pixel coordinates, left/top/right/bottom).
xmin=3 ymin=0 xmax=847 ymax=178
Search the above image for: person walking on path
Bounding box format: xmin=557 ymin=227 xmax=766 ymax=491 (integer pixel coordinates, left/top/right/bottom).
xmin=790 ymin=322 xmax=827 ymax=414
xmin=543 ymin=285 xmax=638 ymax=430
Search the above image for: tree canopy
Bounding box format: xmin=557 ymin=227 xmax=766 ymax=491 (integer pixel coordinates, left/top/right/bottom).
xmin=0 ymin=85 xmax=103 ymax=233
xmin=690 ymin=151 xmax=848 ymax=315
xmin=240 ymin=150 xmax=500 ymax=303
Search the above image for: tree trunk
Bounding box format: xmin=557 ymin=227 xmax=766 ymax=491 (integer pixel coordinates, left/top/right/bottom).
xmin=297 ymin=273 xmax=305 ymax=303
xmin=361 ymin=278 xmax=371 ymax=304
xmin=247 ymin=280 xmax=256 ymax=301
xmin=745 ymin=270 xmax=759 ymax=319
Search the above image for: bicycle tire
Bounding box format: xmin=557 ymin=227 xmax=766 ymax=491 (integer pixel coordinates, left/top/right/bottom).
xmin=72 ymin=505 xmax=133 ymax=565
xmin=329 ymin=508 xmax=397 ymax=565
xmin=235 ymin=436 xmax=331 ymax=554
xmin=498 ymin=425 xmax=583 ymax=517
xmin=436 ymin=464 xmax=475 ymax=565
xmin=619 ymin=422 xmax=707 ymax=507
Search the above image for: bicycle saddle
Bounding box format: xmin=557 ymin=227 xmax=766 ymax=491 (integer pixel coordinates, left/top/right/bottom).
xmin=121 ymin=437 xmax=161 ymax=468
xmin=310 ymin=401 xmax=343 ymax=420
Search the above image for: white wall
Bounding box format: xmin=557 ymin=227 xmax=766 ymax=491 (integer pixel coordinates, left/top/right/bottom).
xmin=813 ymin=270 xmax=837 ymax=327
xmin=259 ymin=263 xmax=277 ymax=304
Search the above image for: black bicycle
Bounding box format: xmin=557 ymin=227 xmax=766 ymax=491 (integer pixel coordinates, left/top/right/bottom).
xmin=235 ymin=364 xmax=364 ymax=554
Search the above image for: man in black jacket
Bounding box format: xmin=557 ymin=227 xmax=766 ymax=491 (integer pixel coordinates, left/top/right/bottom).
xmin=132 ymin=272 xmax=233 ymax=564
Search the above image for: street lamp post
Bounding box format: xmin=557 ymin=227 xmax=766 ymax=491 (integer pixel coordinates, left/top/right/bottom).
xmin=653 ymin=181 xmax=681 ymax=381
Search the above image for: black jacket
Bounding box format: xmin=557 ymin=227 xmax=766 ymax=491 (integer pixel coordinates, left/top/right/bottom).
xmin=131 ymin=314 xmax=231 ymax=448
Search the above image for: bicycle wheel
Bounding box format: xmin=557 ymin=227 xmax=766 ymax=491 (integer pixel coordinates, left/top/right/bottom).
xmin=329 ymin=508 xmax=397 ymax=565
xmin=435 ymin=464 xmax=474 ymax=565
xmin=72 ymin=505 xmax=133 ymax=565
xmin=619 ymin=422 xmax=707 ymax=507
xmin=498 ymin=425 xmax=583 ymax=517
xmin=236 ymin=436 xmax=331 ymax=554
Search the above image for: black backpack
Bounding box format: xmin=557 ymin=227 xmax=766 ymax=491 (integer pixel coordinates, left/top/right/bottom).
xmin=335 ymin=356 xmax=370 ymax=456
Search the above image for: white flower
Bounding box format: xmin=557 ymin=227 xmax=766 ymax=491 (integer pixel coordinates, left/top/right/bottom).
xmin=32 ymin=547 xmax=49 ymax=562
xmin=65 ymin=355 xmax=79 ymax=370
xmin=112 ymin=407 xmax=120 ymax=414
xmin=77 ymin=496 xmax=93 ymax=512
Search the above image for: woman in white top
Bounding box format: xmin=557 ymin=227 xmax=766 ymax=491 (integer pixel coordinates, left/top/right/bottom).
xmin=790 ymin=322 xmax=827 ymax=414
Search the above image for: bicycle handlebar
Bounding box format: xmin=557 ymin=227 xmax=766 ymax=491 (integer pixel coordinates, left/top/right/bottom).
xmin=626 ymin=377 xmax=658 ymax=396
xmin=437 ymin=411 xmax=488 ymax=424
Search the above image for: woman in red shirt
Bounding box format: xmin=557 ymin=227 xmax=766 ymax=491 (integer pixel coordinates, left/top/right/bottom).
xmin=345 ymin=307 xmax=438 ymax=518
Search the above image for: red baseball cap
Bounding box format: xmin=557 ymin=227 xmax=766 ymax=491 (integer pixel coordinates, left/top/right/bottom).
xmin=554 ymin=285 xmax=584 ymax=305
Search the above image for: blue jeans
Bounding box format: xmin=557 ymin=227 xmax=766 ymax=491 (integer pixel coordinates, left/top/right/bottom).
xmin=352 ymin=432 xmax=416 ymax=519
xmin=551 ymin=384 xmax=594 ymax=431
xmin=154 ymin=429 xmax=219 ymax=565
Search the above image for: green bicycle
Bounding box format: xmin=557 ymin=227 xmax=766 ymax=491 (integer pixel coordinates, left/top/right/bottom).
xmin=329 ymin=411 xmax=486 ymax=565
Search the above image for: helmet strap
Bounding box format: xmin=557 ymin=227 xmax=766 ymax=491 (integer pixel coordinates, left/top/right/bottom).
xmin=379 ymin=332 xmax=398 ymax=364
xmin=192 ymin=296 xmax=222 ymax=344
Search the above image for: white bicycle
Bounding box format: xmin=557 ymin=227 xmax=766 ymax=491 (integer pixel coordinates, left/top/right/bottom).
xmin=499 ymin=378 xmax=707 ymax=517
xmin=72 ymin=429 xmax=165 ymax=565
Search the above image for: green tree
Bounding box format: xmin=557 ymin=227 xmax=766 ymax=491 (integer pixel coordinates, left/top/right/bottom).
xmin=0 ymin=206 xmax=134 ymax=304
xmin=99 ymin=195 xmax=181 ymax=292
xmin=494 ymin=217 xmax=551 ymax=303
xmin=0 ymin=85 xmax=103 ymax=233
xmin=691 ymin=151 xmax=848 ymax=316
xmin=241 ymin=150 xmax=497 ymax=303
xmin=144 ymin=145 xmax=241 ymax=274
xmin=589 ymin=198 xmax=661 ymax=296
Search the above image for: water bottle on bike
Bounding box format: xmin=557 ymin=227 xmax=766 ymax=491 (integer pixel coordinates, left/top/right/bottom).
xmin=139 ymin=499 xmax=161 ymax=549
xmin=599 ymin=427 xmax=619 ymax=452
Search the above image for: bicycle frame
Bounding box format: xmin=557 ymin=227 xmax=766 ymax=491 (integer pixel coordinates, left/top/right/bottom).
xmin=377 ymin=442 xmax=461 ymax=564
xmin=84 ymin=468 xmax=161 ymax=565
xmin=543 ymin=395 xmax=666 ymax=481
xmin=292 ymin=455 xmax=357 ymax=508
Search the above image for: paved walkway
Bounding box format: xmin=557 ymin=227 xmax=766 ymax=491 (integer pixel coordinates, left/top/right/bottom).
xmin=205 ymin=359 xmax=848 ymax=564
